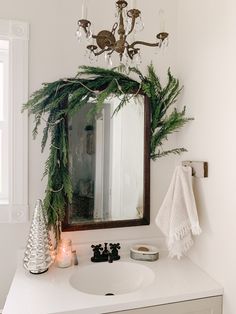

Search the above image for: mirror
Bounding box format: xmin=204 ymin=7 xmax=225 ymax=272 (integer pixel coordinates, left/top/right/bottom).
xmin=63 ymin=94 xmax=150 ymax=231
xmin=25 ymin=64 xmax=187 ymax=233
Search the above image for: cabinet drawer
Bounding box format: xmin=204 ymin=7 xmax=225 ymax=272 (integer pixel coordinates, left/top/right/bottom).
xmin=109 ymin=296 xmax=222 ymax=314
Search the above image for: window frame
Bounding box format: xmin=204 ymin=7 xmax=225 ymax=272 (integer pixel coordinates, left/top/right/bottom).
xmin=0 ymin=19 xmax=29 ymax=223
xmin=0 ymin=47 xmax=9 ymax=202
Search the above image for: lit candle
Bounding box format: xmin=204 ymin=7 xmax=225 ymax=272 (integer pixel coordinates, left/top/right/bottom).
xmin=56 ymin=239 xmax=72 ymax=268
xmin=81 ymin=0 xmax=88 ymax=19
xmin=131 ymin=0 xmax=137 ymax=8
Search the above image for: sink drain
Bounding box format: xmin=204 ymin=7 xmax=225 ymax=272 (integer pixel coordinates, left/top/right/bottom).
xmin=105 ymin=293 xmax=115 ymax=296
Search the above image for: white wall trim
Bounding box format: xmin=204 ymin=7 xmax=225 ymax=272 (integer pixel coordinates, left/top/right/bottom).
xmin=0 ymin=19 xmax=29 ymax=40
xmin=0 ymin=19 xmax=29 ymax=223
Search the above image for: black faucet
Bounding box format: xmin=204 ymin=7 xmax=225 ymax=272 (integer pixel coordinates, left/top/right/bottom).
xmin=91 ymin=243 xmax=121 ymax=263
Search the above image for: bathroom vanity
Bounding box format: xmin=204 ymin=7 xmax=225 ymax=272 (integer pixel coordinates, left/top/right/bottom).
xmin=3 ymin=246 xmax=223 ymax=314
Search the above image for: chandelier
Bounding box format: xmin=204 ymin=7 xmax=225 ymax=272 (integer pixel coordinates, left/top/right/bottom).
xmin=76 ymin=0 xmax=169 ymax=67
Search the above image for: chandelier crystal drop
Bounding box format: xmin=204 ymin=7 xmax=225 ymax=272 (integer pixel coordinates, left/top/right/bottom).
xmin=76 ymin=0 xmax=169 ymax=66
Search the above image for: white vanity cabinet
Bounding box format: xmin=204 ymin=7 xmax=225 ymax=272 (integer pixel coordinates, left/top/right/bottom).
xmin=110 ymin=296 xmax=222 ymax=314
xmin=3 ymin=253 xmax=223 ymax=314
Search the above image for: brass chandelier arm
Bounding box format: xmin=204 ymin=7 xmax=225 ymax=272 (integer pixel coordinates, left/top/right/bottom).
xmin=111 ymin=22 xmax=118 ymax=34
xmin=126 ymin=47 xmax=134 ymax=60
xmin=129 ymin=40 xmax=160 ymax=49
xmin=93 ymin=47 xmax=113 ymax=57
xmin=126 ymin=9 xmax=141 ymax=36
xmin=126 ymin=16 xmax=136 ymax=36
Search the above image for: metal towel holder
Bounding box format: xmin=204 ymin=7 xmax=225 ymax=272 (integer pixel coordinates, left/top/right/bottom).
xmin=182 ymin=161 xmax=208 ymax=178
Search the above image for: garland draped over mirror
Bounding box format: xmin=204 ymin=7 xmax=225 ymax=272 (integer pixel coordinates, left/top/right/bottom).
xmin=23 ymin=64 xmax=192 ymax=233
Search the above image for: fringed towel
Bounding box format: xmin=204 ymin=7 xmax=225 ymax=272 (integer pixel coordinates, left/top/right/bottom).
xmin=156 ymin=166 xmax=201 ymax=259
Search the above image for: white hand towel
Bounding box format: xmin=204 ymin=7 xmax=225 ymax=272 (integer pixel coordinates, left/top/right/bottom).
xmin=156 ymin=166 xmax=201 ymax=259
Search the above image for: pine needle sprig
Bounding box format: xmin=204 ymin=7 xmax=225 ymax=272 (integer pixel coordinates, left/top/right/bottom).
xmin=151 ymin=148 xmax=187 ymax=160
xmin=151 ymin=107 xmax=193 ymax=156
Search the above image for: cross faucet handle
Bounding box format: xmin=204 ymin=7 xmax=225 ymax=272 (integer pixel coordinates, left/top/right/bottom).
xmin=91 ymin=244 xmax=103 ymax=257
xmin=109 ymin=243 xmax=121 ymax=260
xmin=109 ymin=243 xmax=121 ymax=250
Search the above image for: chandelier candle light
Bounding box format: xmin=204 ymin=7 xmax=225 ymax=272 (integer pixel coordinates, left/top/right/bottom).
xmin=76 ymin=0 xmax=169 ymax=66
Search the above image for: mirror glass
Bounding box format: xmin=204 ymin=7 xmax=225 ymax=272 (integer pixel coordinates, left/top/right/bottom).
xmin=65 ymin=95 xmax=149 ymax=229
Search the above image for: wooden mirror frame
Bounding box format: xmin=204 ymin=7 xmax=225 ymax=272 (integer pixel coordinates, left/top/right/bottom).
xmin=62 ymin=94 xmax=150 ymax=231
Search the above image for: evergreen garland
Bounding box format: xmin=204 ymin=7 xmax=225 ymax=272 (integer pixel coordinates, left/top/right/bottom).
xmin=23 ymin=64 xmax=192 ymax=230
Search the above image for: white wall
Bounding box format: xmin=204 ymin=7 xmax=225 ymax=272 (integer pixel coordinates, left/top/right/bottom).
xmin=176 ymin=1 xmax=236 ymax=313
xmin=0 ymin=0 xmax=178 ymax=308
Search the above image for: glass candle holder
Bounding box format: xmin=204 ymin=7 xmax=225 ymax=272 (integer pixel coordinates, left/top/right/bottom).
xmin=56 ymin=239 xmax=72 ymax=268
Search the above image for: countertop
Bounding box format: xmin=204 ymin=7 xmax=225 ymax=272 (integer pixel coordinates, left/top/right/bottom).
xmin=3 ymin=252 xmax=223 ymax=314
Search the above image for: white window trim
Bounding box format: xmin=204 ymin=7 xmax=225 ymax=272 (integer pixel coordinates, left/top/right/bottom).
xmin=0 ymin=49 xmax=9 ymax=201
xmin=0 ymin=19 xmax=29 ymax=223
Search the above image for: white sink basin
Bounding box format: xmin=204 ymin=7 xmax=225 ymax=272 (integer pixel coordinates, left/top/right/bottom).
xmin=69 ymin=261 xmax=155 ymax=296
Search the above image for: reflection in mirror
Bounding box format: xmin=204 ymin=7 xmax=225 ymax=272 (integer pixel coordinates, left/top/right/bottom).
xmin=68 ymin=96 xmax=145 ymax=226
